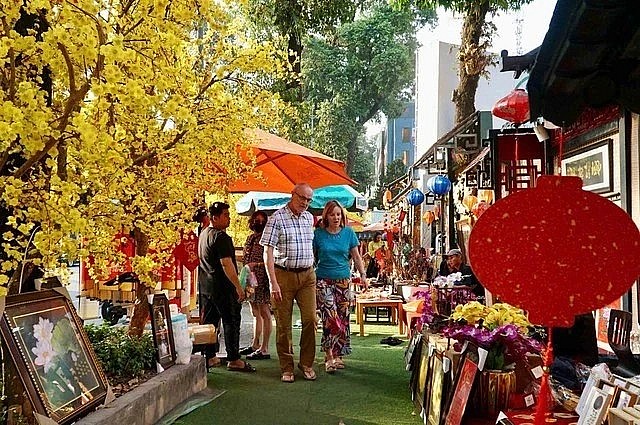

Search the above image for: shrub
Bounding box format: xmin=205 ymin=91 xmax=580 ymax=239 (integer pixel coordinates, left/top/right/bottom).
xmin=84 ymin=323 xmax=155 ymax=380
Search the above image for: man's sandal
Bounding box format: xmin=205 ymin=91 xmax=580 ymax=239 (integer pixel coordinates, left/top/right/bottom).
xmin=227 ymin=361 xmax=256 ymax=373
xmin=281 ymin=372 xmax=295 ymax=383
xmin=297 ymin=364 xmax=317 ymax=381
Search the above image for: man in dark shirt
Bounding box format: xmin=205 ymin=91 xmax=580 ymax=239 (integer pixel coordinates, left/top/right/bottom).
xmin=439 ymin=248 xmax=485 ymax=298
xmin=198 ymin=201 xmax=255 ymax=372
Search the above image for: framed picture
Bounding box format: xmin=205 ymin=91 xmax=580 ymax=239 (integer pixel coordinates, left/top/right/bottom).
xmin=405 ymin=330 xmax=423 ymax=371
xmin=425 ymin=349 xmax=450 ymax=425
xmin=149 ymin=293 xmax=176 ymax=370
xmin=443 ymin=356 xmax=478 ymax=425
xmin=614 ymin=388 xmax=638 ymax=409
xmin=0 ymin=289 xmax=109 ymax=424
xmin=561 ymin=138 xmax=613 ymax=193
xmin=577 ymin=386 xmax=613 ymax=425
xmin=412 ymin=340 xmax=432 ymax=415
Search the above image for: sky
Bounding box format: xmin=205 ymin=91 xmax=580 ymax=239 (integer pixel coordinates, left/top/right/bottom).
xmin=417 ymin=0 xmax=557 ymax=55
xmin=366 ymin=0 xmax=557 ymax=138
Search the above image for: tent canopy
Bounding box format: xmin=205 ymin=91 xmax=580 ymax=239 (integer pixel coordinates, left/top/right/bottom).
xmin=236 ymin=185 xmax=368 ymax=216
xmin=227 ymin=129 xmax=356 ymax=193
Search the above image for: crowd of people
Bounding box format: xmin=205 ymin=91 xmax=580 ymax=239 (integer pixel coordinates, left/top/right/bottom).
xmin=195 ymin=181 xmax=482 ymax=382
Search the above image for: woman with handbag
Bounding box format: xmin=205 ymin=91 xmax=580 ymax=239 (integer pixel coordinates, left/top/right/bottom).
xmin=240 ymin=210 xmax=272 ymax=360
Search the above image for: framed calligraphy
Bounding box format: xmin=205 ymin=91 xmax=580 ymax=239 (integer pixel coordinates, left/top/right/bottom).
xmin=561 ymin=139 xmax=613 ymax=193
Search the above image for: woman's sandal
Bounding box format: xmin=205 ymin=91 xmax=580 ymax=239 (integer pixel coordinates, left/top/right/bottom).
xmin=325 ymin=360 xmax=337 ymax=374
xmin=334 ymin=358 xmax=345 ymax=369
xmin=281 ymin=372 xmax=295 ymax=383
xmin=297 ymin=364 xmax=317 ymax=381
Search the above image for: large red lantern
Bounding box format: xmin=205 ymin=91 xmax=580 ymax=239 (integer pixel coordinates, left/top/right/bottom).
xmin=470 ymin=175 xmax=640 ymax=327
xmin=492 ymin=88 xmax=530 ymax=125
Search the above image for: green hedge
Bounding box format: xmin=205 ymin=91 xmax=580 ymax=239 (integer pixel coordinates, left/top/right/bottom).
xmin=84 ymin=323 xmax=155 ymax=379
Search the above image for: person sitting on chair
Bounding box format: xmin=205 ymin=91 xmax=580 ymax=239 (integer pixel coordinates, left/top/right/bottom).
xmin=438 ymin=248 xmax=484 ymax=298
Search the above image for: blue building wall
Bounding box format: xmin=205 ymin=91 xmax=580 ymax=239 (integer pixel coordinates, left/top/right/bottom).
xmin=385 ymin=102 xmax=415 ymax=166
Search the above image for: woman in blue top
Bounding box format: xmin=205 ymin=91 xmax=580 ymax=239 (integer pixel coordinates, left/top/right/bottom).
xmin=313 ymin=200 xmax=368 ymax=373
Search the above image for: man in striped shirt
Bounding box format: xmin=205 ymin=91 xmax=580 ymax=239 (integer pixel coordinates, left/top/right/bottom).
xmin=261 ymin=183 xmax=317 ymax=383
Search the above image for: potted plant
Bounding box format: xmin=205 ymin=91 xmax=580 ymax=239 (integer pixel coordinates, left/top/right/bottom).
xmin=441 ymin=301 xmax=544 ymax=417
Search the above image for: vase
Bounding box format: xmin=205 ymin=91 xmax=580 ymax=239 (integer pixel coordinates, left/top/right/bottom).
xmin=472 ymin=369 xmax=516 ymax=419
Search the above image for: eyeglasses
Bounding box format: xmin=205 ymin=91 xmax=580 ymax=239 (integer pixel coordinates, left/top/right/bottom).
xmin=294 ymin=192 xmax=313 ymax=203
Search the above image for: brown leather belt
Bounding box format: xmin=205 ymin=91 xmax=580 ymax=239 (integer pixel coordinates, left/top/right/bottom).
xmin=275 ymin=264 xmax=312 ymax=273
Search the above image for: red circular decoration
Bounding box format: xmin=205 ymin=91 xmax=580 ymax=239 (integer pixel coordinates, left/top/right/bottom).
xmin=469 ymin=176 xmax=640 ymax=327
xmin=492 ymin=88 xmax=530 ymax=125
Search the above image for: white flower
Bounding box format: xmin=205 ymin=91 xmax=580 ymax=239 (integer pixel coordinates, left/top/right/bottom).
xmin=32 ymin=340 xmax=56 ymax=373
xmin=446 ymin=272 xmax=463 ymax=284
xmin=32 ymin=317 xmax=54 ymax=344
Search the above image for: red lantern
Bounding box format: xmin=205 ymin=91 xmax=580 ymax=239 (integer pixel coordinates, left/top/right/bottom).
xmin=469 ymin=175 xmax=640 ymax=327
xmin=471 ymin=200 xmax=489 ymax=218
xmin=492 ymin=89 xmax=530 ymax=125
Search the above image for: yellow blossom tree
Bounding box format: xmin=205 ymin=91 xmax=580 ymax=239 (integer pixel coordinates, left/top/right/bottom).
xmin=0 ymin=0 xmax=287 ymax=334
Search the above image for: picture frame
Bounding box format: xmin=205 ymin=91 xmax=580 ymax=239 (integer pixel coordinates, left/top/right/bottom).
xmin=149 ymin=293 xmax=176 ymax=370
xmin=0 ymin=289 xmax=109 ymax=424
xmin=425 ymin=349 xmax=450 ymax=425
xmin=561 ymin=138 xmax=613 ymax=193
xmin=613 ymin=388 xmax=639 ymax=409
xmin=405 ymin=330 xmax=423 ymax=371
xmin=412 ymin=340 xmax=432 ymax=415
xmin=443 ymin=356 xmax=478 ymax=425
xmin=577 ymin=386 xmax=613 ymax=425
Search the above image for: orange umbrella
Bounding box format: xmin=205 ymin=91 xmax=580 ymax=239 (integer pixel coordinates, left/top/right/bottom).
xmin=227 ymin=129 xmax=355 ymax=193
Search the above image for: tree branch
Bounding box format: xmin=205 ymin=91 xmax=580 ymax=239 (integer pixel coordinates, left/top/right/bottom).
xmin=129 ymin=130 xmax=187 ymax=168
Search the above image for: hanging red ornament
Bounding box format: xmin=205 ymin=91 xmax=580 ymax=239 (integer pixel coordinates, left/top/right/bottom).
xmin=469 ymin=175 xmax=640 ymax=327
xmin=492 ymin=88 xmax=530 ymax=125
xmin=174 ymin=232 xmax=199 ymax=271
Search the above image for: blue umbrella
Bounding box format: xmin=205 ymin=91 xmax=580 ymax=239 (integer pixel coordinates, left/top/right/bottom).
xmin=236 ymin=185 xmax=368 ymax=216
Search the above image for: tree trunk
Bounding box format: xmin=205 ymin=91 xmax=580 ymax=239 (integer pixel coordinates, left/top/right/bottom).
xmin=127 ymin=228 xmax=151 ymax=337
xmin=454 ymin=1 xmax=491 ymax=124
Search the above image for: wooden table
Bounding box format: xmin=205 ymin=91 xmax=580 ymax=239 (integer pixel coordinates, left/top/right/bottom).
xmin=355 ymin=298 xmax=404 ymax=336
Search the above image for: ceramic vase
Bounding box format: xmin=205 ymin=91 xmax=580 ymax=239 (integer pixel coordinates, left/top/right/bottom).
xmin=472 ymin=369 xmax=516 ymax=419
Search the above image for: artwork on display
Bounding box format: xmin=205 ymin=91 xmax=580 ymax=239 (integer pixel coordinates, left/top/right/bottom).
xmin=425 ymin=349 xmax=450 ymax=425
xmin=594 ymin=298 xmax=623 ymax=352
xmin=405 ymin=331 xmax=422 ymax=371
xmin=577 ymin=386 xmax=613 ymax=425
xmin=561 ymin=138 xmax=613 ymax=193
xmin=149 ymin=293 xmax=176 ymax=369
xmin=0 ymin=290 xmax=109 ymax=424
xmin=443 ymin=356 xmax=478 ymax=425
xmin=412 ymin=340 xmax=432 ymax=416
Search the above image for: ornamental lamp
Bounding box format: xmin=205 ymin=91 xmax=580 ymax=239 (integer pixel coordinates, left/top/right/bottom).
xmin=426 ymin=175 xmax=451 ymax=196
xmin=406 ymin=188 xmax=425 ymax=206
xmin=492 ymin=88 xmax=530 ymax=125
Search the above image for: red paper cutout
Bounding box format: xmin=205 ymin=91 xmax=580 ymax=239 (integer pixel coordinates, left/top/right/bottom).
xmin=469 ymin=175 xmax=640 ymax=327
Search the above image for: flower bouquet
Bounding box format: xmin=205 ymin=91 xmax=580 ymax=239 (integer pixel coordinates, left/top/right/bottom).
xmin=442 ymin=301 xmax=544 ymax=371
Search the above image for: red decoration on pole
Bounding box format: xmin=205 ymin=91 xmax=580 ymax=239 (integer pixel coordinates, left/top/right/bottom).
xmin=492 ymin=89 xmax=530 ymax=125
xmin=469 ymin=175 xmax=640 ymax=327
xmin=174 ymin=232 xmax=199 ymax=271
xmin=470 ymin=176 xmax=640 ymax=424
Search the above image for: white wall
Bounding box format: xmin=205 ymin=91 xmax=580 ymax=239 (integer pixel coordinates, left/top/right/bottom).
xmin=415 ymin=40 xmax=515 ymax=156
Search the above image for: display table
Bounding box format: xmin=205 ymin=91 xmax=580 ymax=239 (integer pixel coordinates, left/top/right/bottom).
xmin=355 ymin=298 xmax=404 ymax=336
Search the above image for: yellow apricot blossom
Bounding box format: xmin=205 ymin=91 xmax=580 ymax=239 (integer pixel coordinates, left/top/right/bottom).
xmin=0 ymin=0 xmax=288 ymax=303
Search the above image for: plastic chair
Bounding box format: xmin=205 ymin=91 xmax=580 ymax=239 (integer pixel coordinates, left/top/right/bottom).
xmin=607 ymin=309 xmax=640 ymax=377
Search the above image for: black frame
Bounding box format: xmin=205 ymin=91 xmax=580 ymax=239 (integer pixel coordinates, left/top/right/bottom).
xmin=561 ymin=138 xmax=614 ymax=193
xmin=149 ymin=293 xmax=176 ymax=369
xmin=0 ymin=290 xmax=109 ymax=424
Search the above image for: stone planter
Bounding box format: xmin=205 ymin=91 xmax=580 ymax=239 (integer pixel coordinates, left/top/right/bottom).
xmin=76 ymin=355 xmax=206 ymax=425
